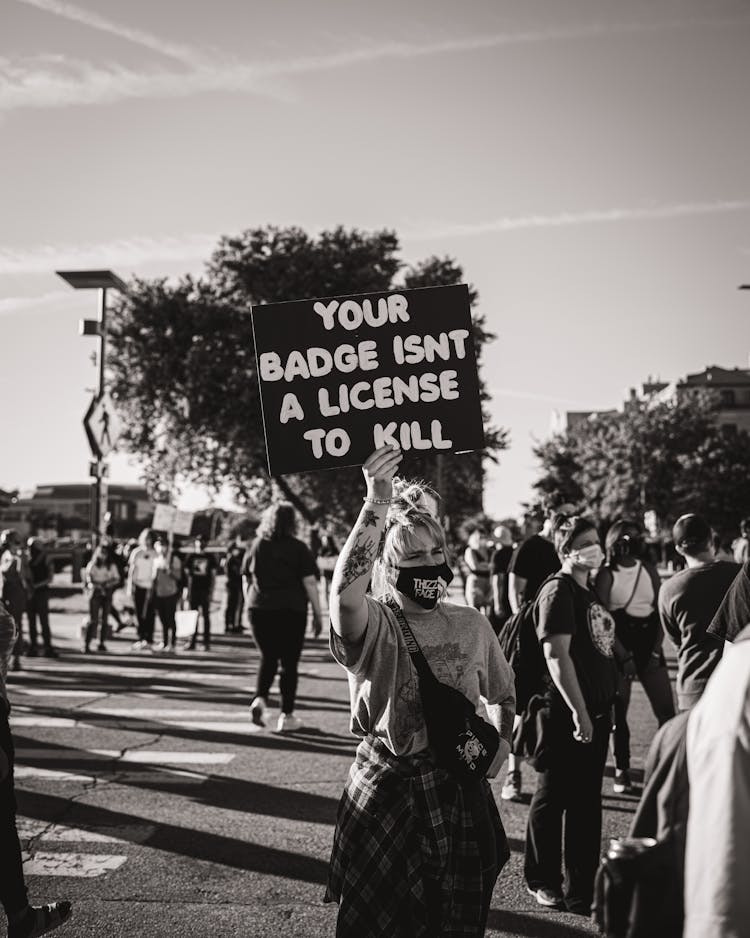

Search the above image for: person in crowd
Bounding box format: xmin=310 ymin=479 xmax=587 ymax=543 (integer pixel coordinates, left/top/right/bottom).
xmin=594 ymin=519 xmax=675 ymax=794
xmin=464 ymin=528 xmax=492 ymax=614
xmin=151 ymin=537 xmax=182 ymax=652
xmin=243 ymin=503 xmax=322 ymax=733
xmin=315 ymin=526 xmax=339 ymax=610
xmin=325 ymin=445 xmax=515 ymax=936
xmin=712 ymin=530 xmax=735 ymax=563
xmin=222 ymin=537 xmax=245 ymax=634
xmin=658 ymin=514 xmax=740 ymax=711
xmin=683 ymin=621 xmax=750 ymax=938
xmin=183 ymin=535 xmax=216 ymax=651
xmin=502 ymin=509 xmax=561 ymax=802
xmin=26 ymin=539 xmax=57 ymax=659
xmin=1 ymin=597 xmax=72 ymax=938
xmin=82 ymin=545 xmax=120 ymax=654
xmin=707 ymin=551 xmax=750 ymax=645
xmin=489 ymin=524 xmax=514 ymax=633
xmin=0 ymin=531 xmax=31 ymax=672
xmin=524 ymin=514 xmax=618 ymax=915
xmin=126 ymin=529 xmax=156 ymax=651
xmin=733 ymin=517 xmax=750 ymax=565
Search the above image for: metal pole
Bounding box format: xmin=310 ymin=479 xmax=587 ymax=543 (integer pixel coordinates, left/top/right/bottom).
xmin=92 ymin=287 xmax=108 ymax=544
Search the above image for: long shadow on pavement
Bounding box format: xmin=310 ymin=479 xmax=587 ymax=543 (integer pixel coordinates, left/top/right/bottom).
xmin=11 ymin=703 xmax=357 ymax=759
xmin=14 ymin=734 xmax=343 ymax=824
xmin=17 ymin=790 xmax=331 ymax=885
xmin=486 ymin=907 xmax=593 ymax=937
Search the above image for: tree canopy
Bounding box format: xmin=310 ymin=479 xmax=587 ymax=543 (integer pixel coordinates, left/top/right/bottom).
xmin=532 ymin=390 xmax=750 ymax=537
xmin=108 ymin=225 xmax=507 ymax=535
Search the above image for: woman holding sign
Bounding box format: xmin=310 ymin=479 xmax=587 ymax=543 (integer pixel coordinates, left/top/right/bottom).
xmin=325 ymin=445 xmax=515 ymax=937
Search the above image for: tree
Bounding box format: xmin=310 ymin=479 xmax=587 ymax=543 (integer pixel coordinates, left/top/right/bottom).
xmin=532 ymin=390 xmax=750 ymax=534
xmin=108 ymin=226 xmax=506 ymax=534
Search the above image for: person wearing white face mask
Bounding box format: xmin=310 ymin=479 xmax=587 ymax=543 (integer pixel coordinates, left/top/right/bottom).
xmin=524 ymin=515 xmax=618 ymax=916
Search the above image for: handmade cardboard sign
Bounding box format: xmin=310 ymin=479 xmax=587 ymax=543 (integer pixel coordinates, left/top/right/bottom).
xmin=252 ymin=283 xmax=485 ymax=475
xmin=152 ymin=505 xmax=195 ymax=536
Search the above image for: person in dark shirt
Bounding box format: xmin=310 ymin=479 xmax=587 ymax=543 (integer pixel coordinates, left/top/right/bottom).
xmin=489 ymin=525 xmax=514 ymax=632
xmin=222 ymin=538 xmax=245 ymax=634
xmin=524 ymin=514 xmax=618 ymax=915
xmin=183 ymin=536 xmax=217 ymax=651
xmin=658 ymin=514 xmax=740 ymax=711
xmin=26 ymin=539 xmax=57 ymax=658
xmin=507 ymin=513 xmax=561 ymax=614
xmin=243 ymin=502 xmax=322 ymax=733
xmin=502 ymin=511 xmax=561 ymax=801
xmin=708 ymin=559 xmax=750 ymax=645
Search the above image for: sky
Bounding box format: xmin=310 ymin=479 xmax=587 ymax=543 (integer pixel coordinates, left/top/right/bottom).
xmin=2 ymin=0 xmax=750 ymax=518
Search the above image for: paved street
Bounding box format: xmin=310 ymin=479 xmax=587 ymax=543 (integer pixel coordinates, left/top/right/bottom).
xmin=5 ymin=592 xmax=667 ymax=938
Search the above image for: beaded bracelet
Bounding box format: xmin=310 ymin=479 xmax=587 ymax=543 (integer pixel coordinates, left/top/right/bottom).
xmin=363 ymin=496 xmax=393 ymax=505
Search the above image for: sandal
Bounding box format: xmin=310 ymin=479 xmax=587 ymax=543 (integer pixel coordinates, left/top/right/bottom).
xmin=9 ymin=902 xmax=72 ymax=938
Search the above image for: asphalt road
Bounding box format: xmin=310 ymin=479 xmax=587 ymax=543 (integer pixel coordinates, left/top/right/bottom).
xmin=4 ymin=588 xmax=669 ymax=938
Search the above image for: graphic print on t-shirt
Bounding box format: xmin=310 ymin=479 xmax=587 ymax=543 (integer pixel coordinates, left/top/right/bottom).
xmin=588 ymin=603 xmax=616 ymax=657
xmin=192 ymin=557 xmax=209 ymax=576
xmin=394 ymin=674 xmax=423 ymax=748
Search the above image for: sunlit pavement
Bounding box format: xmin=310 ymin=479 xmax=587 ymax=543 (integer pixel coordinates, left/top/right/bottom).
xmin=4 ymin=592 xmax=668 ymax=938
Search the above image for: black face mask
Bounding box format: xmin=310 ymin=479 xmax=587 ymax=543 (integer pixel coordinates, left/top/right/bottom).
xmin=396 ymin=563 xmax=454 ymax=609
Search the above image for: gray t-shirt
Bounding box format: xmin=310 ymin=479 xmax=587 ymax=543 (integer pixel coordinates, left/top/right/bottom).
xmin=330 ymin=596 xmax=515 ymax=756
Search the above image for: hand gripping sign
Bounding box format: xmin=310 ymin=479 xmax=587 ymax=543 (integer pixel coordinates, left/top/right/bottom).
xmin=252 ymin=284 xmax=485 ymax=475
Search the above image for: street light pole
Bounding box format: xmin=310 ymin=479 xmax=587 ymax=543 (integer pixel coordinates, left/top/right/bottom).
xmin=56 ymin=270 xmax=126 ymax=547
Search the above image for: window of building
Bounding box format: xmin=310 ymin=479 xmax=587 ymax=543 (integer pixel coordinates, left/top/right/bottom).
xmin=720 ymin=390 xmax=736 ymax=407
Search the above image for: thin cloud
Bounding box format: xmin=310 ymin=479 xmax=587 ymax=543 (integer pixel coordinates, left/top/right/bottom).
xmin=2 ymin=15 xmax=749 ymax=111
xmin=0 ymin=290 xmax=77 ymax=317
xmin=407 ymin=199 xmax=750 ymax=240
xmin=15 ymin=0 xmax=210 ymax=65
xmin=0 ymin=233 xmax=219 ymax=276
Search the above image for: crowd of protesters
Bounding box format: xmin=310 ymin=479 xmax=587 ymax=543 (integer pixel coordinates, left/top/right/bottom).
xmin=1 ymin=464 xmax=749 ymax=936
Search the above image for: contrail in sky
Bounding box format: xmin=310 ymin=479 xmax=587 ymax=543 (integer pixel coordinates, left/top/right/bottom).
xmin=407 ymin=199 xmax=750 ymax=239
xmin=0 ymin=233 xmax=219 ymax=275
xmin=15 ymin=0 xmax=210 ymax=65
xmin=2 ymin=12 xmax=750 ymax=111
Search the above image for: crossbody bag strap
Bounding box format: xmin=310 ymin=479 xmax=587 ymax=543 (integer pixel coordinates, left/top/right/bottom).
xmin=384 ymin=598 xmax=435 ymax=683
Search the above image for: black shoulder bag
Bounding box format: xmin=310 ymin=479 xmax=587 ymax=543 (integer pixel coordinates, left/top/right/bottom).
xmin=385 ymin=599 xmax=499 ymax=785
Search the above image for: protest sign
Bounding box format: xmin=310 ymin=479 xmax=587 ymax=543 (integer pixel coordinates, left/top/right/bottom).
xmin=252 ymin=284 xmax=484 ymax=475
xmin=152 ymin=505 xmax=195 ymax=536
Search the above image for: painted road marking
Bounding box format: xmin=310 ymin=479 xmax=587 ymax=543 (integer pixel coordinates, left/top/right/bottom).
xmin=15 ymin=767 xmax=95 ymax=782
xmin=18 ymin=818 xmax=156 ymax=843
xmin=169 ymin=720 xmax=263 ymax=733
xmin=23 ymin=852 xmax=127 ymax=877
xmin=15 ymin=749 xmax=235 ymax=765
xmin=11 ymin=689 xmax=103 ymax=698
xmin=87 ymin=708 xmax=250 ymax=718
xmin=11 ymin=717 xmax=81 ymax=728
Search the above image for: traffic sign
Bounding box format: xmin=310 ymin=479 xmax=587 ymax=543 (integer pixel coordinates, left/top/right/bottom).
xmin=83 ymin=391 xmax=122 ymax=459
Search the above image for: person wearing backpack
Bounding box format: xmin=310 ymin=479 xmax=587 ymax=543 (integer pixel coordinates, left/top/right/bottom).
xmin=594 ymin=520 xmax=675 ymax=795
xmin=524 ymin=514 xmax=618 ymax=915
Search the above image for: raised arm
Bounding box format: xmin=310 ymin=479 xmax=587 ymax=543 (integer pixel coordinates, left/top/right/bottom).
xmin=329 ymin=445 xmax=402 ymax=642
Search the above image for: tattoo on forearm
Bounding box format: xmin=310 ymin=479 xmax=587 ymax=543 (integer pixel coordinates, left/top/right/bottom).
xmin=362 ymin=509 xmax=378 ymax=527
xmin=336 ymin=534 xmax=376 ymax=593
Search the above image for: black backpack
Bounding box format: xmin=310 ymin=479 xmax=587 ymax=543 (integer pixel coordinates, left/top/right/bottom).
xmin=496 ymin=574 xmax=573 ymax=710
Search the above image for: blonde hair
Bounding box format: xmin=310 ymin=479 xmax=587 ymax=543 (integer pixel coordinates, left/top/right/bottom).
xmin=371 ymin=477 xmax=450 ymax=601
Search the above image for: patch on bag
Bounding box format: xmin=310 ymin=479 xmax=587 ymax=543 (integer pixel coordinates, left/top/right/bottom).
xmin=456 ymin=730 xmax=487 ymax=771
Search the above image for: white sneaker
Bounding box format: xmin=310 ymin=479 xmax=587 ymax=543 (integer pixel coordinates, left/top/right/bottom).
xmin=250 ymin=697 xmax=267 ymax=727
xmin=152 ymin=642 xmax=166 ymax=653
xmin=276 ymin=712 xmax=303 ymax=733
xmin=131 ymin=640 xmax=145 ymax=651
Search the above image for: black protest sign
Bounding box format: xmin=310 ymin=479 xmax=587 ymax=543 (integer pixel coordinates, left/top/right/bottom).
xmin=252 ymin=283 xmax=485 ymax=475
